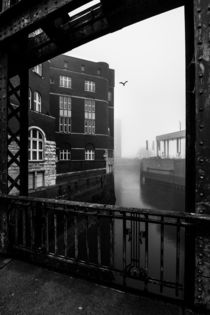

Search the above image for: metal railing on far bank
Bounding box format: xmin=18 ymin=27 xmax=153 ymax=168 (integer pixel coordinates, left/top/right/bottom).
xmin=1 ymin=194 xmax=210 ymax=309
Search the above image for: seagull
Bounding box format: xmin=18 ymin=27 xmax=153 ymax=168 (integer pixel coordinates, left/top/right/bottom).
xmin=119 ymin=80 xmax=128 ymax=86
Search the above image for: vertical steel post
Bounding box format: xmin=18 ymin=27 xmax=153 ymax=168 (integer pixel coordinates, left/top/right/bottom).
xmin=19 ymin=68 xmax=29 ymax=196
xmin=185 ymin=0 xmax=210 ymax=310
xmin=0 ymin=51 xmax=8 ymax=253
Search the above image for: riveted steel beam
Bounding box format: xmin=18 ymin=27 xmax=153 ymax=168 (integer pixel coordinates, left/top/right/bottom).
xmin=193 ymin=0 xmax=210 ymax=212
xmin=0 ymin=51 xmax=8 ymax=195
xmin=7 ymin=0 xmax=186 ymax=75
xmin=0 ymin=0 xmax=90 ymax=44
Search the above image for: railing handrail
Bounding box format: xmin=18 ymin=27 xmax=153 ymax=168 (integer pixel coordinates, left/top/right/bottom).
xmin=1 ymin=194 xmax=210 ymax=222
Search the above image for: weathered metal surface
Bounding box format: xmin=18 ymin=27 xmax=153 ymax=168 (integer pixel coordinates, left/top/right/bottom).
xmin=193 ymin=1 xmax=210 ymax=307
xmin=2 ymin=0 xmax=185 ymax=75
xmin=194 ymin=0 xmax=210 ymax=209
xmin=2 ymin=194 xmax=191 ymax=301
xmin=0 ymin=0 xmax=88 ymax=43
xmin=0 ymin=52 xmax=8 ymax=195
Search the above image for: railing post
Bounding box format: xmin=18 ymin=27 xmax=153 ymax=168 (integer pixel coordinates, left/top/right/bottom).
xmin=184 ymin=221 xmax=196 ymax=309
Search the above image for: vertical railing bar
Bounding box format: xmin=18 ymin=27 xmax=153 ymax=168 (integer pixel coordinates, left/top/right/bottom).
xmin=138 ymin=214 xmax=141 ymax=268
xmin=97 ymin=210 xmax=101 ymax=265
xmin=109 ymin=210 xmax=114 ymax=267
xmin=22 ymin=207 xmax=26 ymax=247
xmin=160 ymin=216 xmax=164 ymax=293
xmin=64 ymin=212 xmax=68 ymax=257
xmin=123 ymin=212 xmax=127 ymax=288
xmin=54 ymin=213 xmax=58 ymax=255
xmin=144 ymin=214 xmax=149 ymax=292
xmin=176 ymin=218 xmax=181 ymax=297
xmin=30 ymin=206 xmax=35 ymax=250
xmin=131 ymin=214 xmax=133 ymax=263
xmin=74 ymin=213 xmax=78 ymax=260
xmin=45 ymin=207 xmax=49 ymax=253
xmin=15 ymin=207 xmax=18 ymax=245
xmin=85 ymin=210 xmax=90 ymax=263
xmin=135 ymin=213 xmax=138 ymax=267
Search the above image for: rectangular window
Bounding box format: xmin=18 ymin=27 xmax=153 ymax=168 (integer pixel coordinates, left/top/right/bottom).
xmin=84 ymin=80 xmax=95 ymax=92
xmin=59 ymin=117 xmax=71 ymax=133
xmin=59 ymin=96 xmax=71 ymax=117
xmin=84 ymin=99 xmax=95 ymax=134
xmin=59 ymin=149 xmax=71 ymax=160
xmin=59 ymin=75 xmax=72 ymax=88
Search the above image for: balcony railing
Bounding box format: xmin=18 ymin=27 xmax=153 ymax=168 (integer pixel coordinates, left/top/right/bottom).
xmin=1 ymin=194 xmax=209 ymax=308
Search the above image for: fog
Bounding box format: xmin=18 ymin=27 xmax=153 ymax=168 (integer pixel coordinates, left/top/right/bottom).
xmin=66 ymin=6 xmax=185 ymax=158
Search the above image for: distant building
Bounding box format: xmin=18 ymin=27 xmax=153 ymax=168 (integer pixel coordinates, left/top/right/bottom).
xmin=114 ymin=119 xmax=122 ymax=159
xmin=49 ymin=55 xmax=114 ymax=176
xmin=156 ymin=130 xmax=185 ymax=159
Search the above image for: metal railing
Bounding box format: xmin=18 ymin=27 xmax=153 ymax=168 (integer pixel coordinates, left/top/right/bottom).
xmin=1 ymin=194 xmax=208 ymax=306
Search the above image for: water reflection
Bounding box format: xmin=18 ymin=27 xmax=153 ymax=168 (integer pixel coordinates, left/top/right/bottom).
xmin=113 ymin=158 xmax=185 ymax=298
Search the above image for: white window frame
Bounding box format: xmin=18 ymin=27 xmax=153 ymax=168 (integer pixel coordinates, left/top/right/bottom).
xmin=59 ymin=117 xmax=71 ymax=133
xmin=84 ymin=80 xmax=95 ymax=92
xmin=59 ymin=149 xmax=71 ymax=160
xmin=29 ymin=88 xmax=32 ymax=109
xmin=28 ymin=128 xmax=44 ymax=161
xmin=85 ymin=149 xmax=95 ymax=161
xmin=59 ymin=96 xmax=71 ymax=117
xmin=84 ymin=99 xmax=95 ymax=134
xmin=59 ymin=75 xmax=72 ymax=88
xmin=34 ymin=91 xmax=41 ymax=112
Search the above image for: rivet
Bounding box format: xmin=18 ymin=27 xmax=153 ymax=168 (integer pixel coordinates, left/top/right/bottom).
xmin=199 ymin=73 xmax=203 ymax=78
xmin=199 ymin=106 xmax=204 ymax=112
xmin=199 ymin=89 xmax=204 ymax=94
xmin=208 ymin=5 xmax=210 ymax=11
xmin=199 ymin=124 xmax=204 ymax=129
xmin=197 ymin=8 xmax=201 ymax=13
xmin=197 ymin=278 xmax=202 ymax=283
xmin=200 ymin=175 xmax=204 ymax=180
xmin=200 ymin=192 xmax=204 ymax=197
xmin=197 ymin=23 xmax=202 ymax=28
xmin=199 ymin=253 xmax=203 ymax=258
xmin=199 ymin=141 xmax=204 ymax=145
xmin=198 ymin=56 xmax=203 ymax=61
xmin=198 ymin=287 xmax=203 ymax=292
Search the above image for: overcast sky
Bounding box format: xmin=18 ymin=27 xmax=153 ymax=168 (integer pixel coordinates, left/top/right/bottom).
xmin=66 ymin=6 xmax=185 ymax=157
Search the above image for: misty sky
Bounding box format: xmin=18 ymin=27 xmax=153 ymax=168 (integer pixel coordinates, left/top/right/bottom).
xmin=66 ymin=6 xmax=185 ymax=158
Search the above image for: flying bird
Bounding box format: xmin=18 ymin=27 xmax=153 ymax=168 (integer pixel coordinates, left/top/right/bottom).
xmin=119 ymin=81 xmax=128 ymax=86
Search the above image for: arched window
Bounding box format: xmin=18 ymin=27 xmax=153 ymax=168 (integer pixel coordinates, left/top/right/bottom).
xmin=28 ymin=88 xmax=32 ymax=109
xmin=28 ymin=128 xmax=44 ymax=161
xmin=85 ymin=145 xmax=95 ymax=160
xmin=34 ymin=91 xmax=41 ymax=112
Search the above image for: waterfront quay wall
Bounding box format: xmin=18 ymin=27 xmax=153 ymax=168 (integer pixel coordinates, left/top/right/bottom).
xmin=140 ymin=157 xmax=185 ymax=189
xmin=29 ymin=169 xmax=115 ymax=204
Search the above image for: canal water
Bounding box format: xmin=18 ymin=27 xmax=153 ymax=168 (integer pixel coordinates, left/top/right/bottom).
xmin=113 ymin=158 xmax=185 ymax=299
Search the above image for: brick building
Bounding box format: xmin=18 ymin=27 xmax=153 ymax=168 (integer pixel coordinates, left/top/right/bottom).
xmin=25 ymin=55 xmax=114 ymax=192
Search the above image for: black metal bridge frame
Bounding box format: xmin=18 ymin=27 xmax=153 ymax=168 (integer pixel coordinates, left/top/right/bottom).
xmin=0 ymin=0 xmax=210 ymax=309
xmin=0 ymin=0 xmax=207 ymax=212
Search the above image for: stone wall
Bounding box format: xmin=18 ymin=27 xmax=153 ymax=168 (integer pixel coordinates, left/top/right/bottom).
xmin=8 ymin=139 xmax=56 ymax=195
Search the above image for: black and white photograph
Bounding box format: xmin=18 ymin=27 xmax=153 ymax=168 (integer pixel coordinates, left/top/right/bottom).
xmin=0 ymin=1 xmax=209 ymax=314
